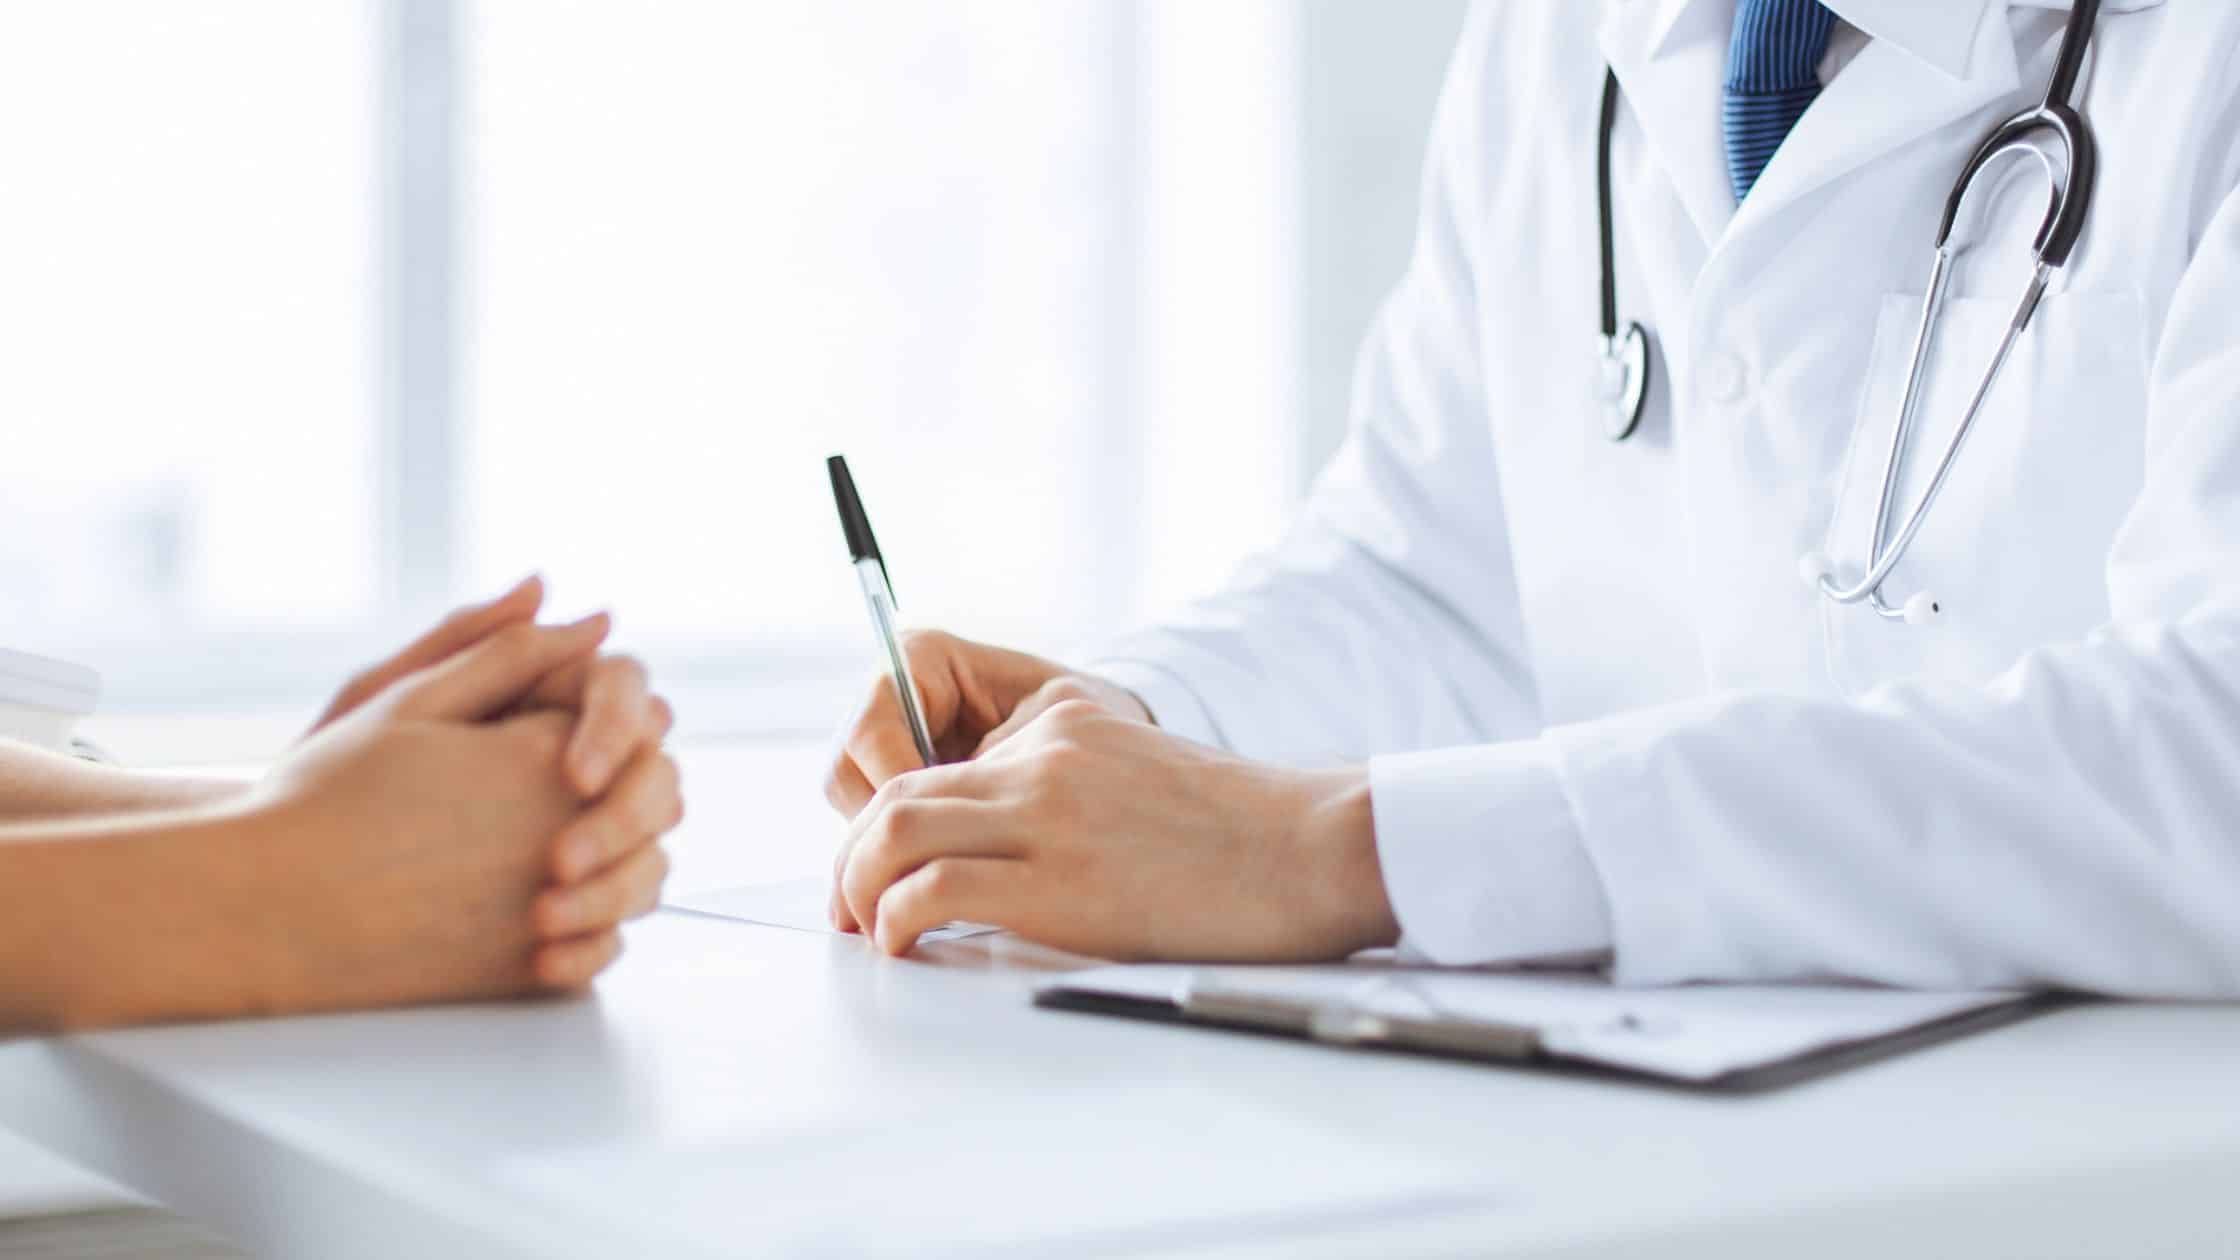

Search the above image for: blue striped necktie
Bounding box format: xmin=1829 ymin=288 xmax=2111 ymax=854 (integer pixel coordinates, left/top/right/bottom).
xmin=1723 ymin=0 xmax=1838 ymax=201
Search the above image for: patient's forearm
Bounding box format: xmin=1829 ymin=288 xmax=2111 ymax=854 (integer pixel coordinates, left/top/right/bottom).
xmin=0 ymin=803 xmax=275 ymax=1033
xmin=0 ymin=739 xmax=245 ymax=821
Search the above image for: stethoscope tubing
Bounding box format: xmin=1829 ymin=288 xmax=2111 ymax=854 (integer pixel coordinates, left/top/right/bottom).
xmin=1594 ymin=0 xmax=2100 ymax=624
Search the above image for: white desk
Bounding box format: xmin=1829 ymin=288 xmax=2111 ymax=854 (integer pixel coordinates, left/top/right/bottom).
xmin=3 ymin=740 xmax=2238 ymax=1258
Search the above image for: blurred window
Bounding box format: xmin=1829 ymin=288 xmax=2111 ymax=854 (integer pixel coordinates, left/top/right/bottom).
xmin=467 ymin=1 xmax=1146 ymax=663
xmin=0 ymin=2 xmax=378 ymax=680
xmin=0 ymin=0 xmax=1449 ymax=751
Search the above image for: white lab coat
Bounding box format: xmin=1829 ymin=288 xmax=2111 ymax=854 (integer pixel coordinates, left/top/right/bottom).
xmin=1093 ymin=0 xmax=2240 ymax=996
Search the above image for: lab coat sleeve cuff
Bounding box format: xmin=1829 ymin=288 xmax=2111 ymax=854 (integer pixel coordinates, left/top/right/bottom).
xmin=1368 ymin=741 xmax=1615 ymax=966
xmin=1086 ymin=659 xmax=1228 ymax=750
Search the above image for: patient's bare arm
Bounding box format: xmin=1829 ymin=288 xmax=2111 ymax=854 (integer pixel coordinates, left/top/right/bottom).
xmin=0 ymin=740 xmax=242 ymax=822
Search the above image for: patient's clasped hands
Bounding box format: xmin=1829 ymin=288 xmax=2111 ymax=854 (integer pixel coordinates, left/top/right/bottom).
xmin=248 ymin=574 xmax=681 ymax=1014
xmin=0 ymin=575 xmax=681 ymax=1031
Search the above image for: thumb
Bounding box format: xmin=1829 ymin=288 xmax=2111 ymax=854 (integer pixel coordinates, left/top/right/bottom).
xmin=390 ymin=613 xmax=612 ymax=722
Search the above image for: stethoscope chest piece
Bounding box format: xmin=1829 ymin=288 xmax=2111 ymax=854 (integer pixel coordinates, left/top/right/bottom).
xmin=1599 ymin=322 xmax=1651 ymax=442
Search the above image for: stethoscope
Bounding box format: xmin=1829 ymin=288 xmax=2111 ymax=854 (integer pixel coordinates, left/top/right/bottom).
xmin=1594 ymin=0 xmax=2101 ymax=625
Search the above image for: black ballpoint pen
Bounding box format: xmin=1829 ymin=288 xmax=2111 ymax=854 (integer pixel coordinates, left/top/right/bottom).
xmin=828 ymin=455 xmax=939 ymax=768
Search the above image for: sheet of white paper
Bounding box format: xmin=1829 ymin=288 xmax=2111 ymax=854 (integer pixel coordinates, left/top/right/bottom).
xmin=1053 ymin=963 xmax=2026 ymax=1083
xmin=667 ymin=876 xmax=999 ymax=943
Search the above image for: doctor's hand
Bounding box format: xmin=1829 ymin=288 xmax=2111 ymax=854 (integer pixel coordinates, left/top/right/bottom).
xmin=824 ymin=630 xmax=1149 ymax=820
xmin=833 ymin=701 xmax=1400 ymax=961
xmin=249 ymin=619 xmax=675 ymax=1012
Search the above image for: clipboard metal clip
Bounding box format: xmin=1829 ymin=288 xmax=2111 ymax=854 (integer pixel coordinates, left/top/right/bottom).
xmin=1179 ymin=987 xmax=1542 ymax=1062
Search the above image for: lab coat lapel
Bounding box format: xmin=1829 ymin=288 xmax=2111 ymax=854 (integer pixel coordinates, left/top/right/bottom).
xmin=1730 ymin=2 xmax=2021 ymax=238
xmin=1599 ymin=0 xmax=1737 ymax=248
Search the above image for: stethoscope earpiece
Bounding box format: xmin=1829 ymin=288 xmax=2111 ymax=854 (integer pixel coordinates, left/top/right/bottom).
xmin=1798 ymin=550 xmax=1946 ymax=624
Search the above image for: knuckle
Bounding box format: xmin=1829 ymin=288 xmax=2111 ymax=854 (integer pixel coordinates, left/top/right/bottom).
xmin=873 ymin=800 xmax=925 ymax=851
xmin=872 ymin=772 xmax=921 ymax=806
xmin=1041 ymin=676 xmax=1092 ymax=704
xmin=918 ymin=859 xmax=959 ymax=900
xmin=1043 ymin=698 xmax=1100 ymax=729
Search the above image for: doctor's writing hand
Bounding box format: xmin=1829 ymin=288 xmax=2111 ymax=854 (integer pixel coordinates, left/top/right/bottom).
xmin=824 ymin=632 xmax=1151 ymax=815
xmin=835 ymin=701 xmax=1400 ymax=961
xmin=824 ymin=631 xmax=1150 ymax=931
xmin=248 ymin=620 xmax=674 ymax=1013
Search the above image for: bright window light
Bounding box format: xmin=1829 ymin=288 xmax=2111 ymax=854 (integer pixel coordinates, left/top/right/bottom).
xmin=467 ymin=1 xmax=1159 ymax=660
xmin=0 ymin=0 xmax=1470 ymax=760
xmin=0 ymin=3 xmax=378 ymax=642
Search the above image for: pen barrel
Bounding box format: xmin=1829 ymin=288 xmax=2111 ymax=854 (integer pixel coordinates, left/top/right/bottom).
xmin=856 ymin=558 xmax=940 ymax=769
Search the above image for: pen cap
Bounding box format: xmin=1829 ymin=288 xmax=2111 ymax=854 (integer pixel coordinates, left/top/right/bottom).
xmin=827 ymin=455 xmax=884 ymax=565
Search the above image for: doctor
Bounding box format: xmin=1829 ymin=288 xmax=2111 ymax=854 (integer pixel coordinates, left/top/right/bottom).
xmin=826 ymin=0 xmax=2240 ymax=996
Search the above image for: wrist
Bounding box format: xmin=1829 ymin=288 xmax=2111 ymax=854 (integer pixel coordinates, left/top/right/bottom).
xmin=1291 ymin=767 xmax=1399 ymax=956
xmin=201 ymin=794 xmax=316 ymax=1019
xmin=27 ymin=795 xmax=284 ymax=1030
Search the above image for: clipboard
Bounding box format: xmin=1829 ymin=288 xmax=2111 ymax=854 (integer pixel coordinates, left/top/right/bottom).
xmin=1034 ymin=964 xmax=2056 ymax=1093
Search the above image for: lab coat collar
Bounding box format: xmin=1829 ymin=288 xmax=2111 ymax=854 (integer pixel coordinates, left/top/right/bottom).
xmin=1602 ymin=3 xmax=1745 ymax=246
xmin=1642 ymin=0 xmax=2167 ymax=82
xmin=1606 ymin=0 xmax=2162 ymax=249
xmin=1728 ymin=2 xmax=2019 ymax=233
xmin=1644 ymin=0 xmax=1995 ymax=81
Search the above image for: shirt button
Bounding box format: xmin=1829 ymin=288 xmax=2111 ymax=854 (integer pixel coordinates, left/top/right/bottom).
xmin=1703 ymin=351 xmax=1750 ymax=405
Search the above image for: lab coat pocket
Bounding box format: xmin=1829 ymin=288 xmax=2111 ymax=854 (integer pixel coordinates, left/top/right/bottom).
xmin=1820 ymin=289 xmax=2149 ymax=696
